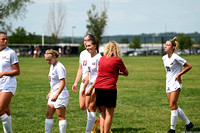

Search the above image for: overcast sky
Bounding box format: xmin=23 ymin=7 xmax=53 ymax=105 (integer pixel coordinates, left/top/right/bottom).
xmin=13 ymin=0 xmax=200 ymax=37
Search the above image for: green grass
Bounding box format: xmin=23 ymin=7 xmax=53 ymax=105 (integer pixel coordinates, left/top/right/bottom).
xmin=0 ymin=55 xmax=200 ymax=133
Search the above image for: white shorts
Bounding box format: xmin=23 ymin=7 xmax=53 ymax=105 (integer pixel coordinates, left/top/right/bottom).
xmin=48 ymin=96 xmax=69 ymax=108
xmin=0 ymin=87 xmax=16 ymax=95
xmin=166 ymin=83 xmax=182 ymax=93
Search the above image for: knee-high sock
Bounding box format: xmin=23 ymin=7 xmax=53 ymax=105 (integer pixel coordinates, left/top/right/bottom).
xmin=170 ymin=110 xmax=178 ymax=130
xmin=86 ymin=110 xmax=96 ymax=133
xmin=178 ymin=107 xmax=190 ymax=125
xmin=45 ymin=119 xmax=53 ymax=133
xmin=59 ymin=120 xmax=67 ymax=133
xmin=0 ymin=113 xmax=13 ymax=133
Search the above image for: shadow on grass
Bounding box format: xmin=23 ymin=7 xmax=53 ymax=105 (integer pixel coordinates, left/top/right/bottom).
xmin=110 ymin=127 xmax=145 ymax=133
xmin=191 ymin=127 xmax=200 ymax=132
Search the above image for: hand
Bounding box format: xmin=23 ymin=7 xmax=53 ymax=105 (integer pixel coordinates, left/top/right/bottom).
xmin=46 ymin=93 xmax=51 ymax=100
xmin=81 ymin=88 xmax=85 ymax=97
xmin=72 ymin=84 xmax=77 ymax=92
xmin=51 ymin=94 xmax=58 ymax=101
xmin=175 ymin=74 xmax=182 ymax=84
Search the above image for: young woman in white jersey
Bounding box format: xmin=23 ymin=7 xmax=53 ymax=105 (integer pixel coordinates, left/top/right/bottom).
xmin=162 ymin=37 xmax=193 ymax=133
xmin=0 ymin=32 xmax=20 ymax=133
xmin=72 ymin=34 xmax=91 ymax=110
xmin=44 ymin=49 xmax=69 ymax=133
xmin=81 ymin=34 xmax=102 ymax=133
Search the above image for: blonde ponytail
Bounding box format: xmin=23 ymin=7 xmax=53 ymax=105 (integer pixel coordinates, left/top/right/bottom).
xmin=170 ymin=37 xmax=179 ymax=51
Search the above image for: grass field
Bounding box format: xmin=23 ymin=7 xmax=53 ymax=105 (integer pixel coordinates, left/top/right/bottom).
xmin=0 ymin=55 xmax=200 ymax=133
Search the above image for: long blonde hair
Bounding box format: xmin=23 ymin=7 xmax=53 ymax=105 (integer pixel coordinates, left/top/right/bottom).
xmin=104 ymin=41 xmax=121 ymax=58
xmin=169 ymin=37 xmax=179 ymax=51
xmin=45 ymin=49 xmax=59 ymax=58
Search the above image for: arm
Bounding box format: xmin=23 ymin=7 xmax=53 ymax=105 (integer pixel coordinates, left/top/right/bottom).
xmin=175 ymin=61 xmax=192 ymax=83
xmin=119 ymin=68 xmax=129 ymax=77
xmin=51 ymin=78 xmax=66 ymax=101
xmin=0 ymin=63 xmax=20 ymax=78
xmin=72 ymin=63 xmax=82 ymax=92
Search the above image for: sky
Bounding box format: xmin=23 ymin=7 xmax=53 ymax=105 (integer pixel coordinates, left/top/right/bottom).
xmin=12 ymin=0 xmax=200 ymax=37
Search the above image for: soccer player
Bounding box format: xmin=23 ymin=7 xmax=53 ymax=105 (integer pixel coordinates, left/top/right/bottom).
xmin=81 ymin=34 xmax=101 ymax=133
xmin=44 ymin=49 xmax=69 ymax=133
xmin=94 ymin=41 xmax=129 ymax=133
xmin=0 ymin=31 xmax=20 ymax=133
xmin=162 ymin=37 xmax=194 ymax=133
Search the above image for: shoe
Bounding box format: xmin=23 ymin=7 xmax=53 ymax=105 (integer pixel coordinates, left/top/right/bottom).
xmin=167 ymin=129 xmax=175 ymax=133
xmin=110 ymin=130 xmax=113 ymax=133
xmin=185 ymin=122 xmax=194 ymax=132
xmin=91 ymin=130 xmax=96 ymax=133
xmin=93 ymin=117 xmax=100 ymax=132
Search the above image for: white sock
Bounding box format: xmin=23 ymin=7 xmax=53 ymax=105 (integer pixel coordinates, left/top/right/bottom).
xmin=86 ymin=111 xmax=96 ymax=133
xmin=0 ymin=113 xmax=13 ymax=133
xmin=170 ymin=110 xmax=178 ymax=130
xmin=178 ymin=107 xmax=190 ymax=125
xmin=45 ymin=119 xmax=53 ymax=133
xmin=59 ymin=120 xmax=67 ymax=133
xmin=8 ymin=116 xmax=12 ymax=127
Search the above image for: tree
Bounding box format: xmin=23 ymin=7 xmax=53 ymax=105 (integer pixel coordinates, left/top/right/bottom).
xmin=45 ymin=0 xmax=67 ymax=44
xmin=129 ymin=36 xmax=141 ymax=49
xmin=120 ymin=38 xmax=129 ymax=43
xmin=86 ymin=3 xmax=108 ymax=43
xmin=0 ymin=0 xmax=33 ymax=32
xmin=178 ymin=33 xmax=193 ymax=50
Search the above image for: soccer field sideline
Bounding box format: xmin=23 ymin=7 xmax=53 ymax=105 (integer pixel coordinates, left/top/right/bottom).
xmin=1 ymin=55 xmax=199 ymax=132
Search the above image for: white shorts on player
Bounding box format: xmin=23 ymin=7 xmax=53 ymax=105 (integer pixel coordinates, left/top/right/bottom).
xmin=48 ymin=95 xmax=69 ymax=109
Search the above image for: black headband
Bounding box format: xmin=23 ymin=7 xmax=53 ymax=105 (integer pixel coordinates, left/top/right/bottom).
xmin=170 ymin=41 xmax=176 ymax=46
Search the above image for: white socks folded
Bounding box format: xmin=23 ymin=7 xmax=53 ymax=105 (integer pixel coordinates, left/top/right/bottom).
xmin=86 ymin=110 xmax=96 ymax=133
xmin=0 ymin=113 xmax=13 ymax=133
xmin=45 ymin=119 xmax=67 ymax=133
xmin=170 ymin=107 xmax=190 ymax=130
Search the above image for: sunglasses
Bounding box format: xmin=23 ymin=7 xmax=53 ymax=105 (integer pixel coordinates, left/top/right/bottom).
xmin=1 ymin=38 xmax=8 ymax=41
xmin=85 ymin=34 xmax=95 ymax=41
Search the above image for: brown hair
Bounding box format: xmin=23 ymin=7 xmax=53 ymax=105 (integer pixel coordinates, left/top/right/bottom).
xmin=45 ymin=49 xmax=59 ymax=58
xmin=85 ymin=34 xmax=99 ymax=53
xmin=169 ymin=37 xmax=179 ymax=51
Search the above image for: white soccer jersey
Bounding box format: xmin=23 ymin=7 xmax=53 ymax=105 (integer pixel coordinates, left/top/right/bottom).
xmin=162 ymin=53 xmax=186 ymax=93
xmin=88 ymin=53 xmax=102 ymax=84
xmin=48 ymin=61 xmax=69 ymax=98
xmin=0 ymin=47 xmax=18 ymax=90
xmin=79 ymin=50 xmax=91 ymax=80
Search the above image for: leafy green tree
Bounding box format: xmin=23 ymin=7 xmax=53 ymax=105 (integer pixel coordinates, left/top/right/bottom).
xmin=0 ymin=0 xmax=33 ymax=32
xmin=129 ymin=36 xmax=141 ymax=49
xmin=178 ymin=33 xmax=193 ymax=50
xmin=120 ymin=38 xmax=129 ymax=43
xmin=86 ymin=4 xmax=108 ymax=43
xmin=9 ymin=27 xmax=41 ymax=44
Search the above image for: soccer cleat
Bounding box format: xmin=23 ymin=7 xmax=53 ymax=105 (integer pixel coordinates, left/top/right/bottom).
xmin=185 ymin=122 xmax=194 ymax=132
xmin=93 ymin=117 xmax=100 ymax=132
xmin=167 ymin=129 xmax=175 ymax=133
xmin=91 ymin=129 xmax=96 ymax=133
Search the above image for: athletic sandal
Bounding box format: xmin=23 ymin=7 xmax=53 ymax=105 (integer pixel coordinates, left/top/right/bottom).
xmin=167 ymin=129 xmax=175 ymax=133
xmin=185 ymin=122 xmax=194 ymax=132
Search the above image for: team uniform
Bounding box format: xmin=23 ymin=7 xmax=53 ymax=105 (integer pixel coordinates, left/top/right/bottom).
xmin=162 ymin=53 xmax=186 ymax=93
xmin=162 ymin=53 xmax=193 ymax=132
xmin=85 ymin=53 xmax=101 ymax=133
xmin=0 ymin=47 xmax=18 ymax=95
xmin=87 ymin=53 xmax=102 ymax=88
xmin=79 ymin=50 xmax=91 ymax=93
xmin=94 ymin=56 xmax=126 ymax=108
xmin=48 ymin=61 xmax=69 ymax=108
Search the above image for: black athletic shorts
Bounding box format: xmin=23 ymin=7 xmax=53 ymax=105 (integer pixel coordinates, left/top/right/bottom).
xmin=95 ymin=88 xmax=117 ymax=108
